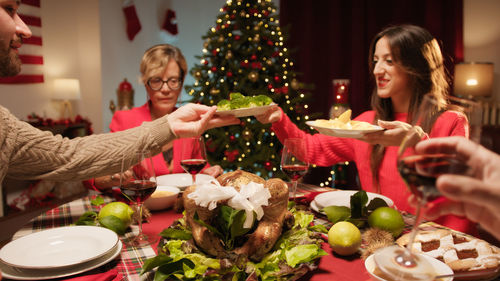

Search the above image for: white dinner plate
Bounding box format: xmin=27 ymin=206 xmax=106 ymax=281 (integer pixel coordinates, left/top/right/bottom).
xmin=0 ymin=226 xmax=118 ymax=269
xmin=311 ymin=190 xmax=394 ymax=214
xmin=364 ymin=252 xmax=453 ymax=281
xmin=216 ymin=103 xmax=276 ymax=118
xmin=0 ymin=240 xmax=122 ymax=280
xmin=306 ymin=120 xmax=383 ymax=139
xmin=156 ymin=173 xmax=215 ymax=191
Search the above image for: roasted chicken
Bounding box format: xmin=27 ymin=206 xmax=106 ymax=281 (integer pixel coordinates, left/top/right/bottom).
xmin=183 ymin=170 xmax=292 ymax=261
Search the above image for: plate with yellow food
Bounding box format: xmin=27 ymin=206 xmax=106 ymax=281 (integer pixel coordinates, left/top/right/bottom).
xmin=306 ymin=110 xmax=383 ymax=139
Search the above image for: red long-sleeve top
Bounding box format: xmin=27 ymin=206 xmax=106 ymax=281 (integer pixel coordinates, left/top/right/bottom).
xmin=272 ymin=109 xmax=478 ymax=236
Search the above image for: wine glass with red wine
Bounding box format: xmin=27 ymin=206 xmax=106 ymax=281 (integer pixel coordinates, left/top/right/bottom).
xmin=373 ymin=94 xmax=483 ymax=280
xmin=120 ymin=150 xmax=157 ymax=247
xmin=180 ymin=137 xmax=208 ymax=185
xmin=281 ymin=138 xmax=309 ymax=200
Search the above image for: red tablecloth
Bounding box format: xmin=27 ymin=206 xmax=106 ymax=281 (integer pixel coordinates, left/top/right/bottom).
xmin=143 ymin=208 xmax=372 ymax=281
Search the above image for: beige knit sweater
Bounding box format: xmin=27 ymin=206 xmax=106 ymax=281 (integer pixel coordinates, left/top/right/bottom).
xmin=0 ymin=105 xmax=176 ymax=185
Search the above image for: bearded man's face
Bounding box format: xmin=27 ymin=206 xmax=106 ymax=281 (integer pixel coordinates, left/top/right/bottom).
xmin=0 ymin=42 xmax=22 ymax=77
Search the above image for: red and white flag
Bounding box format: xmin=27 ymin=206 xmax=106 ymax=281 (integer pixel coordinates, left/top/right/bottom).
xmin=0 ymin=0 xmax=44 ymax=84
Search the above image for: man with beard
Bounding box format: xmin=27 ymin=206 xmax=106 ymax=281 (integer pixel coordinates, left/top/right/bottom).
xmin=0 ymin=0 xmax=239 ymax=222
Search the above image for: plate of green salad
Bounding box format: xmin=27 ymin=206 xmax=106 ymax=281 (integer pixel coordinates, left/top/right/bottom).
xmin=216 ymin=92 xmax=276 ymax=118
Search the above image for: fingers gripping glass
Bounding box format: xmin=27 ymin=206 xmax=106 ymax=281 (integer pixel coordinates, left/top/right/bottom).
xmin=147 ymin=77 xmax=182 ymax=91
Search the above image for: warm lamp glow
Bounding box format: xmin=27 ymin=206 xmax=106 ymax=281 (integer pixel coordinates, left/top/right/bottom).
xmin=454 ymin=62 xmax=494 ymax=98
xmin=53 ymin=78 xmax=81 ymax=119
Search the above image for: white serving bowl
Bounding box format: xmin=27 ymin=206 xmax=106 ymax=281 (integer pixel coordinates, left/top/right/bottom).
xmin=365 ymin=252 xmax=453 ymax=281
xmin=144 ymin=186 xmax=180 ymax=211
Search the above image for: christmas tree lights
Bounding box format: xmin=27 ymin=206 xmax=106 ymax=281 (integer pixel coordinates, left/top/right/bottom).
xmin=184 ymin=0 xmax=316 ymax=178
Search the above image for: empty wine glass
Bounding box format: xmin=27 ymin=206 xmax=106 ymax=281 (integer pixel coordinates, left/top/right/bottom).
xmin=180 ymin=137 xmax=208 ymax=185
xmin=120 ymin=150 xmax=157 ymax=247
xmin=280 ymin=138 xmax=309 ymax=200
xmin=373 ymin=94 xmax=483 ymax=280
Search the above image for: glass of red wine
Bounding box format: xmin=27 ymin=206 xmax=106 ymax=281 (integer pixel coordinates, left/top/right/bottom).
xmin=120 ymin=150 xmax=157 ymax=247
xmin=281 ymin=138 xmax=309 ymax=200
xmin=180 ymin=137 xmax=208 ymax=186
xmin=373 ymin=94 xmax=483 ymax=280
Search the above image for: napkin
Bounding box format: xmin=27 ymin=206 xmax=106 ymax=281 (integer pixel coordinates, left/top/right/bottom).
xmin=64 ymin=269 xmax=122 ymax=281
xmin=295 ymin=191 xmax=327 ymax=205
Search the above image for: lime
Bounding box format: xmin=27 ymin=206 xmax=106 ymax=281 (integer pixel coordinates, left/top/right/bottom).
xmin=98 ymin=202 xmax=134 ymax=226
xmin=367 ymin=207 xmax=405 ymax=238
xmin=327 ymin=221 xmax=361 ymax=256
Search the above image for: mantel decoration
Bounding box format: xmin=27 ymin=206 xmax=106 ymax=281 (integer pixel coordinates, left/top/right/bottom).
xmin=110 ymin=78 xmax=134 ymax=113
xmin=26 ymin=113 xmax=93 ymax=136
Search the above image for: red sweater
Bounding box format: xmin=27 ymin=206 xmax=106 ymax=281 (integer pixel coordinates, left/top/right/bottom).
xmin=272 ymin=110 xmax=478 ymax=235
xmin=85 ymin=103 xmax=208 ymax=190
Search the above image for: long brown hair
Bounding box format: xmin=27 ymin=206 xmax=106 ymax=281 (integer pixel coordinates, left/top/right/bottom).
xmin=367 ymin=25 xmax=450 ymax=191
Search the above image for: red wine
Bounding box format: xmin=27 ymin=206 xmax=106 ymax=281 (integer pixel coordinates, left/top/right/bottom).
xmin=120 ymin=180 xmax=157 ymax=203
xmin=398 ymin=154 xmax=471 ymax=201
xmin=181 ymin=159 xmax=207 ymax=175
xmin=282 ymin=164 xmax=308 ymax=181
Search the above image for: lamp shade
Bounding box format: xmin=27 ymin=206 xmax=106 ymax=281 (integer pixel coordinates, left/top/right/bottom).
xmin=453 ymin=62 xmax=494 ymax=97
xmin=53 ymin=78 xmax=81 ymax=100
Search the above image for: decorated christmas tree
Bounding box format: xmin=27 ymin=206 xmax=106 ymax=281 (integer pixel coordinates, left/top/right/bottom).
xmin=184 ymin=0 xmax=316 ymax=179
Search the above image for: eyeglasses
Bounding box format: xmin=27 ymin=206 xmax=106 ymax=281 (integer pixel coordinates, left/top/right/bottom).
xmin=147 ymin=77 xmax=182 ymax=91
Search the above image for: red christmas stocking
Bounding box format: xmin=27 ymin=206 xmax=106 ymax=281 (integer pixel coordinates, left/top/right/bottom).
xmin=162 ymin=9 xmax=179 ymax=35
xmin=122 ymin=0 xmax=141 ymax=40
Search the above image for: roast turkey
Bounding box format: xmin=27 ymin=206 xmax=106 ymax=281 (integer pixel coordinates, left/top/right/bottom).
xmin=183 ymin=170 xmax=292 ymax=261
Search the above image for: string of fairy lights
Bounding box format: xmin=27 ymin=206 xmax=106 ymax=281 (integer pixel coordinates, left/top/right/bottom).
xmin=185 ymin=0 xmax=337 ymax=186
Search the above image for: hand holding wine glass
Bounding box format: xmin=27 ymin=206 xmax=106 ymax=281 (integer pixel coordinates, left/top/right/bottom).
xmin=180 ymin=137 xmax=208 ymax=185
xmin=120 ymin=150 xmax=157 ymax=247
xmin=373 ymin=94 xmax=483 ymax=280
xmin=281 ymin=138 xmax=309 ymax=200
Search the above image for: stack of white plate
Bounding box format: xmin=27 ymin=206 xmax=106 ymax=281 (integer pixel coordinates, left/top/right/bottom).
xmin=0 ymin=226 xmax=122 ymax=280
xmin=310 ymin=190 xmax=394 ymax=214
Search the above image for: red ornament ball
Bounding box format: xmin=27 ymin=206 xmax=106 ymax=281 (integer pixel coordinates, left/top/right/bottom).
xmin=211 ymin=66 xmax=217 ymax=72
xmin=227 ymin=71 xmax=233 ymax=77
xmin=250 ymin=54 xmax=257 ymax=60
xmin=229 ymin=135 xmax=236 ymax=142
xmin=274 ymin=76 xmax=280 ymax=82
xmin=264 ymin=161 xmax=272 ymax=171
xmin=212 ymin=49 xmax=218 ymax=56
xmin=234 ymin=35 xmax=240 ymax=40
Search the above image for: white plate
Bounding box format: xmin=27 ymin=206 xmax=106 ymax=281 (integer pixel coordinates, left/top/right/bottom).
xmin=311 ymin=190 xmax=394 ymax=213
xmin=156 ymin=173 xmax=215 ymax=191
xmin=0 ymin=240 xmax=122 ymax=280
xmin=216 ymin=103 xmax=276 ymax=118
xmin=0 ymin=226 xmax=118 ymax=269
xmin=364 ymin=252 xmax=453 ymax=281
xmin=306 ymin=120 xmax=383 ymax=139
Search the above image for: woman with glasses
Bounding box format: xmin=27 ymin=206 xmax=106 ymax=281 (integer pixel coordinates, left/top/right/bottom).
xmin=86 ymin=44 xmax=224 ymax=191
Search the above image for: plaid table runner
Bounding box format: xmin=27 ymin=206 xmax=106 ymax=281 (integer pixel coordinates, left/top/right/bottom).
xmin=12 ymin=194 xmax=156 ymax=281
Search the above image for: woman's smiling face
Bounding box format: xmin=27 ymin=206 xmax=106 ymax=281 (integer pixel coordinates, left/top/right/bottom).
xmin=372 ymin=36 xmax=411 ymax=101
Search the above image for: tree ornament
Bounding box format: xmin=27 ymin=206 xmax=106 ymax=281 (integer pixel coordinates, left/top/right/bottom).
xmin=266 ymin=59 xmax=272 ymax=66
xmin=274 ymin=76 xmax=280 ymax=82
xmin=225 ymin=50 xmax=233 ymax=59
xmin=212 ymin=49 xmax=218 ymax=56
xmin=248 ymin=71 xmax=258 ymax=82
xmin=229 ymin=135 xmax=236 ymax=142
xmin=267 ymin=40 xmax=274 ymax=46
xmin=281 ymin=86 xmax=289 ymax=94
xmin=291 ymin=78 xmax=299 ymax=89
xmin=264 ymin=161 xmax=272 ymax=171
xmin=227 ymin=71 xmax=233 ymax=77
xmin=253 ymin=34 xmax=260 ymax=41
xmin=218 ymin=35 xmax=224 ymax=42
xmin=234 ymin=35 xmax=241 ymax=40
xmin=210 ymin=88 xmax=220 ymax=95
xmin=250 ymin=54 xmax=257 ymax=60
xmin=194 ymin=71 xmax=202 ymax=79
xmin=211 ymin=66 xmax=217 ymax=72
xmin=225 ymin=149 xmax=239 ymax=162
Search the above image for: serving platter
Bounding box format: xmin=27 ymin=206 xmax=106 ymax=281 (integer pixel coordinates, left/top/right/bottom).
xmin=0 ymin=240 xmax=122 ymax=280
xmin=306 ymin=120 xmax=383 ymax=139
xmin=215 ymin=103 xmax=276 ymax=118
xmin=0 ymin=226 xmax=118 ymax=269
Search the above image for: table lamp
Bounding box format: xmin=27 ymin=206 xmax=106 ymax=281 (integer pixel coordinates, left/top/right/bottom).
xmin=53 ymin=78 xmax=81 ymax=120
xmin=453 ymin=62 xmax=494 ymax=99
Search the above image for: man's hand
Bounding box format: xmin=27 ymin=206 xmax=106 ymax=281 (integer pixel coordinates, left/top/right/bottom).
xmin=167 ymin=104 xmax=240 ymax=138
